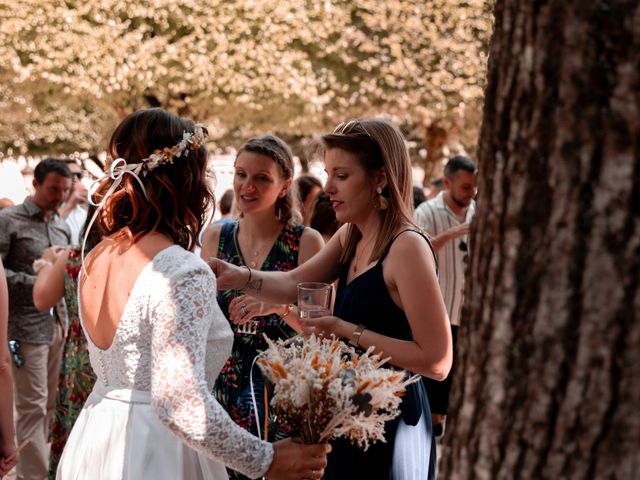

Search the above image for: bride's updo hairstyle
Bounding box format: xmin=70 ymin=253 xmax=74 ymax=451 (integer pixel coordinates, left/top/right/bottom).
xmin=94 ymin=108 xmax=213 ymax=250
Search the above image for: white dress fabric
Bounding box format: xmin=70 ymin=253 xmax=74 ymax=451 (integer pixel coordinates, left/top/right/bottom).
xmin=392 ymin=412 xmax=433 ymax=479
xmin=57 ymin=245 xmax=273 ymax=479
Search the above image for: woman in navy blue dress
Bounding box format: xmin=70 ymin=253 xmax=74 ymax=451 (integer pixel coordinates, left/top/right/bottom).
xmin=211 ymin=119 xmax=452 ymax=479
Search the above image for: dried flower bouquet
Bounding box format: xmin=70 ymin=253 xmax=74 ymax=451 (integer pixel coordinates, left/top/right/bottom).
xmin=258 ymin=334 xmax=419 ymax=450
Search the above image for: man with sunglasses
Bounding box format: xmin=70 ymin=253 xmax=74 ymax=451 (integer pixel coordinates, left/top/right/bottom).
xmin=414 ymin=155 xmax=477 ymax=439
xmin=58 ymin=160 xmax=88 ymax=245
xmin=0 ymin=158 xmax=71 ymax=480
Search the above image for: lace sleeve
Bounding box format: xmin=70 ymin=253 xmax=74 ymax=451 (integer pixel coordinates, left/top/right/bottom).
xmin=149 ymin=264 xmax=274 ymax=479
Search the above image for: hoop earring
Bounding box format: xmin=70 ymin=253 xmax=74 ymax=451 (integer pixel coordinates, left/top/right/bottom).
xmin=376 ymin=186 xmax=388 ymax=210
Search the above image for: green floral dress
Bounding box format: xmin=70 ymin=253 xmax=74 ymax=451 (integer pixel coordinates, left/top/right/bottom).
xmin=49 ymin=247 xmax=96 ymax=478
xmin=213 ymin=221 xmax=304 ymax=480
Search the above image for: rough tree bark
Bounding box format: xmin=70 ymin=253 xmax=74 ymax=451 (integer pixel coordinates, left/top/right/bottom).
xmin=440 ymin=2 xmax=640 ymax=479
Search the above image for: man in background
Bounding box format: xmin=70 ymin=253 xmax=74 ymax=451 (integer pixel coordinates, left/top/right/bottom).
xmin=414 ymin=155 xmax=477 ymax=438
xmin=58 ymin=159 xmax=88 ymax=245
xmin=213 ymin=188 xmax=235 ymax=226
xmin=0 ymin=158 xmax=71 ymax=480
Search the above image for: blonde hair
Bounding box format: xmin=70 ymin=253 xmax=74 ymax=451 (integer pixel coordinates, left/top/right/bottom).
xmin=321 ymin=118 xmax=416 ymax=264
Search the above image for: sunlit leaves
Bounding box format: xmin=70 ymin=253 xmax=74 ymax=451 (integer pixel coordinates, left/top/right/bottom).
xmin=0 ymin=0 xmax=492 ymax=154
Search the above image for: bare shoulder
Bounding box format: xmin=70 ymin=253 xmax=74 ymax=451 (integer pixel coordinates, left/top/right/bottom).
xmin=300 ymin=226 xmax=324 ymax=248
xmin=204 ymin=222 xmax=224 ymax=240
xmin=299 ymin=226 xmax=324 ymax=263
xmin=386 ymin=229 xmax=435 ymax=267
xmin=201 ymin=222 xmax=223 ymax=260
xmin=335 ymin=223 xmax=350 ymax=248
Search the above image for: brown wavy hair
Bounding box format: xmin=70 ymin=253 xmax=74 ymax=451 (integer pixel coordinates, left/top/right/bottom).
xmin=236 ymin=134 xmax=301 ymax=225
xmin=320 ymin=118 xmax=415 ymax=265
xmin=93 ymin=108 xmax=213 ymax=250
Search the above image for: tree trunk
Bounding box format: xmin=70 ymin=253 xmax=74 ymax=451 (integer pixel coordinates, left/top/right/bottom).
xmin=440 ymin=2 xmax=640 ymax=479
xmin=422 ymin=122 xmax=449 ymax=186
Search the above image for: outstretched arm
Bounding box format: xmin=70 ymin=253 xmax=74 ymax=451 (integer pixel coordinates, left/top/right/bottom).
xmin=210 ymin=224 xmax=346 ymax=305
xmin=428 ymin=223 xmax=471 ymax=251
xmin=226 ymin=227 xmax=326 ymax=334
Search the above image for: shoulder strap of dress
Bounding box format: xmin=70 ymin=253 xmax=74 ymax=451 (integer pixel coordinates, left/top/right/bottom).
xmin=217 ymin=220 xmax=238 ymax=257
xmin=380 ymin=228 xmax=439 ymax=277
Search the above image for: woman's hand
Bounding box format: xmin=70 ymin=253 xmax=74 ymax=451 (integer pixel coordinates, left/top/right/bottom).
xmin=299 ymin=314 xmax=341 ymax=338
xmin=207 ymin=258 xmax=249 ymax=290
xmin=0 ymin=441 xmax=17 ymax=478
xmin=41 ymin=245 xmax=66 ymax=264
xmin=228 ymin=295 xmax=283 ymax=325
xmin=265 ymin=438 xmax=330 ymax=480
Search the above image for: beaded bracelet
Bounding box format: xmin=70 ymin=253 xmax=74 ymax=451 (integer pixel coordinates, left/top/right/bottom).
xmin=32 ymin=258 xmax=53 ymax=274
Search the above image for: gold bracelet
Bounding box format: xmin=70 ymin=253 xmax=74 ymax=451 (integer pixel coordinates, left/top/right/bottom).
xmin=349 ymin=324 xmax=366 ymax=347
xmin=282 ymin=304 xmax=294 ymax=318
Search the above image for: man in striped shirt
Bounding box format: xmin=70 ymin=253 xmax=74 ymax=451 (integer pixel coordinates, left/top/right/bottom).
xmin=414 ymin=155 xmax=477 ymax=437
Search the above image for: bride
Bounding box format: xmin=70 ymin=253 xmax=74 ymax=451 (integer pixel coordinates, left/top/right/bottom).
xmin=56 ymin=108 xmax=329 ymax=480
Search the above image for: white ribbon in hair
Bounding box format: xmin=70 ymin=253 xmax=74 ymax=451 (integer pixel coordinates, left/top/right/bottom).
xmin=80 ymin=158 xmax=149 ymax=274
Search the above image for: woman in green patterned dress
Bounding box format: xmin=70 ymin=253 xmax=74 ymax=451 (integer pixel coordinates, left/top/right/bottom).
xmin=33 ymin=245 xmax=96 ymax=478
xmin=201 ymin=135 xmax=324 ymax=480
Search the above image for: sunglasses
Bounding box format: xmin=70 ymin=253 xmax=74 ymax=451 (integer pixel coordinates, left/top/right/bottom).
xmin=332 ymin=118 xmax=374 ymax=141
xmin=8 ymin=340 xmax=24 ymax=368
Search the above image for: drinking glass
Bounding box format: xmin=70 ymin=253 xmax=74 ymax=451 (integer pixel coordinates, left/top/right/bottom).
xmin=297 ymin=282 xmax=332 ymax=322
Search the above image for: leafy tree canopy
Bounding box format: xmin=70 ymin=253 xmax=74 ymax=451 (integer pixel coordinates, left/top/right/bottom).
xmin=0 ymin=0 xmax=492 ymax=156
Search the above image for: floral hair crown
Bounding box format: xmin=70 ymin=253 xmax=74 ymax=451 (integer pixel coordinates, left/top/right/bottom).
xmin=105 ymin=124 xmax=208 ymax=176
xmin=82 ymin=124 xmax=208 ymax=271
xmin=140 ymin=124 xmax=208 ymax=175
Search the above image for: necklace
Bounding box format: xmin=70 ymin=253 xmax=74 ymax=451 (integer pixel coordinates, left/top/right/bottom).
xmin=353 ymin=235 xmax=376 ymax=274
xmin=235 ymin=224 xmax=282 ymax=269
xmin=248 ymin=242 xmax=271 ymax=268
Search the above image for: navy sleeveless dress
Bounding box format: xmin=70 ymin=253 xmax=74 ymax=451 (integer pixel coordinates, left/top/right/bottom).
xmin=324 ymin=230 xmax=437 ymax=480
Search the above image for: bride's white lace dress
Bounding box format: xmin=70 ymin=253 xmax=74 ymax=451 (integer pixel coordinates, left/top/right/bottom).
xmin=57 ymin=245 xmax=273 ymax=479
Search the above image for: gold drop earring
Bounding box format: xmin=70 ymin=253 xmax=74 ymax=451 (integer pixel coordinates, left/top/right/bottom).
xmin=376 ymin=186 xmax=388 ymax=210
